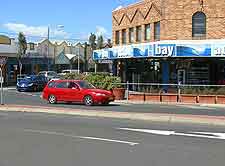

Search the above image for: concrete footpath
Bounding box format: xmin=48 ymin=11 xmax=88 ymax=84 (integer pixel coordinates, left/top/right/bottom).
xmin=1 ymin=104 xmax=225 ymax=126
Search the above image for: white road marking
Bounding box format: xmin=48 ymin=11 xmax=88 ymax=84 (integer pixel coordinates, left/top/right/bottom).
xmin=118 ymin=128 xmax=225 ymax=140
xmin=175 ymin=105 xmax=216 ymax=110
xmin=23 ymin=129 xmax=139 ymax=146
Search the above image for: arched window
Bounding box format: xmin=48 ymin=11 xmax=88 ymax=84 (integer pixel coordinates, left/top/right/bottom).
xmin=192 ymin=12 xmax=206 ymax=38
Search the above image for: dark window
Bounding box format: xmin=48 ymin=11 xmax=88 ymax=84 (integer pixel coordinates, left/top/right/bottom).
xmin=30 ymin=43 xmax=34 ymax=50
xmin=129 ymin=27 xmax=134 ymax=43
xmin=192 ymin=12 xmax=206 ymax=38
xmin=68 ymin=82 xmax=79 ymax=89
xmin=115 ymin=31 xmax=120 ymax=45
xmin=145 ymin=24 xmax=151 ymax=41
xmin=48 ymin=81 xmax=56 ymax=88
xmin=56 ymin=82 xmax=69 ymax=88
xmin=77 ymin=81 xmax=95 ymax=89
xmin=136 ymin=26 xmax=142 ymax=42
xmin=122 ymin=29 xmax=126 ymax=44
xmin=154 ymin=22 xmax=160 ymax=41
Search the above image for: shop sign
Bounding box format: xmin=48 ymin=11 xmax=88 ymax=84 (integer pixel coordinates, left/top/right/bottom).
xmin=176 ymin=44 xmax=211 ymax=57
xmin=92 ymin=41 xmax=225 ymax=60
xmin=212 ymin=44 xmax=225 ymax=56
xmin=154 ymin=44 xmax=176 ymax=57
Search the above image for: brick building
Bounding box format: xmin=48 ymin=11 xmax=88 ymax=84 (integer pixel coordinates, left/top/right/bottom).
xmin=94 ymin=0 xmax=225 ymax=85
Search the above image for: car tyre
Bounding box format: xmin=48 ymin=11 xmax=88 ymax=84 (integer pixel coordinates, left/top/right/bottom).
xmin=48 ymin=95 xmax=57 ymax=104
xmin=102 ymin=101 xmax=110 ymax=105
xmin=84 ymin=95 xmax=93 ymax=106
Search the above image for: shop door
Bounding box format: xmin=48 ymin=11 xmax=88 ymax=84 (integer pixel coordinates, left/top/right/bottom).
xmin=177 ymin=70 xmax=185 ymax=84
xmin=132 ymin=72 xmax=140 ymax=91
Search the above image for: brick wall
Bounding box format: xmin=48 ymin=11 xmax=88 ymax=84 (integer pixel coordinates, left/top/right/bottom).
xmin=112 ymin=0 xmax=225 ymax=45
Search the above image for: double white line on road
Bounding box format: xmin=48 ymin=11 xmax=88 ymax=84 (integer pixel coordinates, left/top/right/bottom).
xmin=23 ymin=129 xmax=139 ymax=146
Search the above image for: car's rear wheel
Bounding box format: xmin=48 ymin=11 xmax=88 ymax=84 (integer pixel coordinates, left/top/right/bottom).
xmin=84 ymin=95 xmax=93 ymax=106
xmin=48 ymin=95 xmax=57 ymax=104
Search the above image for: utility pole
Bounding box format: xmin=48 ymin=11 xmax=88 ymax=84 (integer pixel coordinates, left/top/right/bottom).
xmin=47 ymin=26 xmax=50 ymax=71
xmin=78 ymin=45 xmax=80 ymax=74
xmin=0 ymin=66 xmax=3 ymax=105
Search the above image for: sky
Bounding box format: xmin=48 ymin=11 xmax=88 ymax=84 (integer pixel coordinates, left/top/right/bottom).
xmin=0 ymin=0 xmax=140 ymax=42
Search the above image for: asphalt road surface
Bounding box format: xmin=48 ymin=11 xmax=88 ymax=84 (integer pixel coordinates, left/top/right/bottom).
xmin=4 ymin=89 xmax=225 ymax=116
xmin=0 ymin=111 xmax=224 ymax=166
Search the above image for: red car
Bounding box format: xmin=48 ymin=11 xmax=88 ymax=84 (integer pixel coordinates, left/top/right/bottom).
xmin=42 ymin=80 xmax=115 ymax=106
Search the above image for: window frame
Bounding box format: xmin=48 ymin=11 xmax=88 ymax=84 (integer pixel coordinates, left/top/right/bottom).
xmin=192 ymin=12 xmax=206 ymax=38
xmin=129 ymin=27 xmax=134 ymax=43
xmin=115 ymin=31 xmax=120 ymax=45
xmin=154 ymin=21 xmax=160 ymax=41
xmin=122 ymin=29 xmax=126 ymax=44
xmin=145 ymin=24 xmax=151 ymax=41
xmin=136 ymin=26 xmax=142 ymax=42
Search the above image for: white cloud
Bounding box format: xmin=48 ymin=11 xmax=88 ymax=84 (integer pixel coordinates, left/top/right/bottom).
xmin=3 ymin=23 xmax=70 ymax=39
xmin=113 ymin=5 xmax=123 ymax=11
xmin=96 ymin=26 xmax=108 ymax=37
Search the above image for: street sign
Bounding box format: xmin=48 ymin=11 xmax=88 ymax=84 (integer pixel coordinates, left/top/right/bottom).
xmin=0 ymin=77 xmax=3 ymax=83
xmin=0 ymin=56 xmax=7 ymax=65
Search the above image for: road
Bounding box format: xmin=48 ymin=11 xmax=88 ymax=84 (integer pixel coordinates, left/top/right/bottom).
xmin=0 ymin=111 xmax=224 ymax=166
xmin=4 ymin=89 xmax=225 ymax=116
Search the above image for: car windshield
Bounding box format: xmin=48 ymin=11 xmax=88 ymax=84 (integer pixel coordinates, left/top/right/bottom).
xmin=78 ymin=81 xmax=95 ymax=89
xmin=23 ymin=76 xmax=35 ymax=81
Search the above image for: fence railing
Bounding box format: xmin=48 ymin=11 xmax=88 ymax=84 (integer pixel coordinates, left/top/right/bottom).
xmin=112 ymin=82 xmax=225 ymax=96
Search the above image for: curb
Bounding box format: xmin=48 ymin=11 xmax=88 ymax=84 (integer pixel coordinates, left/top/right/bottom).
xmin=0 ymin=105 xmax=225 ymax=126
xmin=113 ymin=100 xmax=225 ymax=108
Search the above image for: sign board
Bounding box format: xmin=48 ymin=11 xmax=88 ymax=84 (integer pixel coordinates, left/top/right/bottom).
xmin=0 ymin=56 xmax=7 ymax=66
xmin=93 ymin=40 xmax=225 ymax=60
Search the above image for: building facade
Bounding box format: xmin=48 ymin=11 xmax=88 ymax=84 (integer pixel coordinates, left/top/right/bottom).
xmin=94 ymin=0 xmax=225 ymax=85
xmin=0 ymin=35 xmax=94 ymax=85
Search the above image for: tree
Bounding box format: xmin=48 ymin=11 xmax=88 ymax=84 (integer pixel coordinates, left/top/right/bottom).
xmin=84 ymin=42 xmax=88 ymax=72
xmin=88 ymin=33 xmax=96 ymax=50
xmin=97 ymin=35 xmax=104 ymax=49
xmin=17 ymin=32 xmax=27 ymax=76
xmin=88 ymin=33 xmax=97 ymax=72
xmin=106 ymin=39 xmax=112 ymax=48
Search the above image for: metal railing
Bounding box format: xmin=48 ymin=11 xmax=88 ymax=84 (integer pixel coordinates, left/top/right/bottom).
xmin=110 ymin=82 xmax=225 ymax=100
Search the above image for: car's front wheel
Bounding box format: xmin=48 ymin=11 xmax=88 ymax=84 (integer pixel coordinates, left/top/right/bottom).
xmin=48 ymin=95 xmax=57 ymax=104
xmin=84 ymin=95 xmax=93 ymax=106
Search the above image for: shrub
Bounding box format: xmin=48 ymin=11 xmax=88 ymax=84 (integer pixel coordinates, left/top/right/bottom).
xmin=62 ymin=73 xmax=122 ymax=90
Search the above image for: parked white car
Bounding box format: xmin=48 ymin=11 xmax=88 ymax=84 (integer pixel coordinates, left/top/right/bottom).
xmin=58 ymin=69 xmax=79 ymax=76
xmin=38 ymin=71 xmax=58 ymax=81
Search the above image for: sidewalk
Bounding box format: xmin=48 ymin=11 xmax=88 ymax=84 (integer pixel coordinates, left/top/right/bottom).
xmin=112 ymin=100 xmax=225 ymax=108
xmin=0 ymin=104 xmax=225 ymax=126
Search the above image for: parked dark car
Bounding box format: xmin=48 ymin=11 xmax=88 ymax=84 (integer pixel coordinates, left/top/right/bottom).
xmin=17 ymin=75 xmax=48 ymax=92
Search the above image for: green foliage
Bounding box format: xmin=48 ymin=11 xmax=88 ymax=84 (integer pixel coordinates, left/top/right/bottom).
xmin=89 ymin=33 xmax=97 ymax=50
xmin=97 ymin=35 xmax=104 ymax=49
xmin=62 ymin=73 xmax=122 ymax=90
xmin=17 ymin=32 xmax=27 ymax=59
xmin=62 ymin=73 xmax=86 ymax=80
